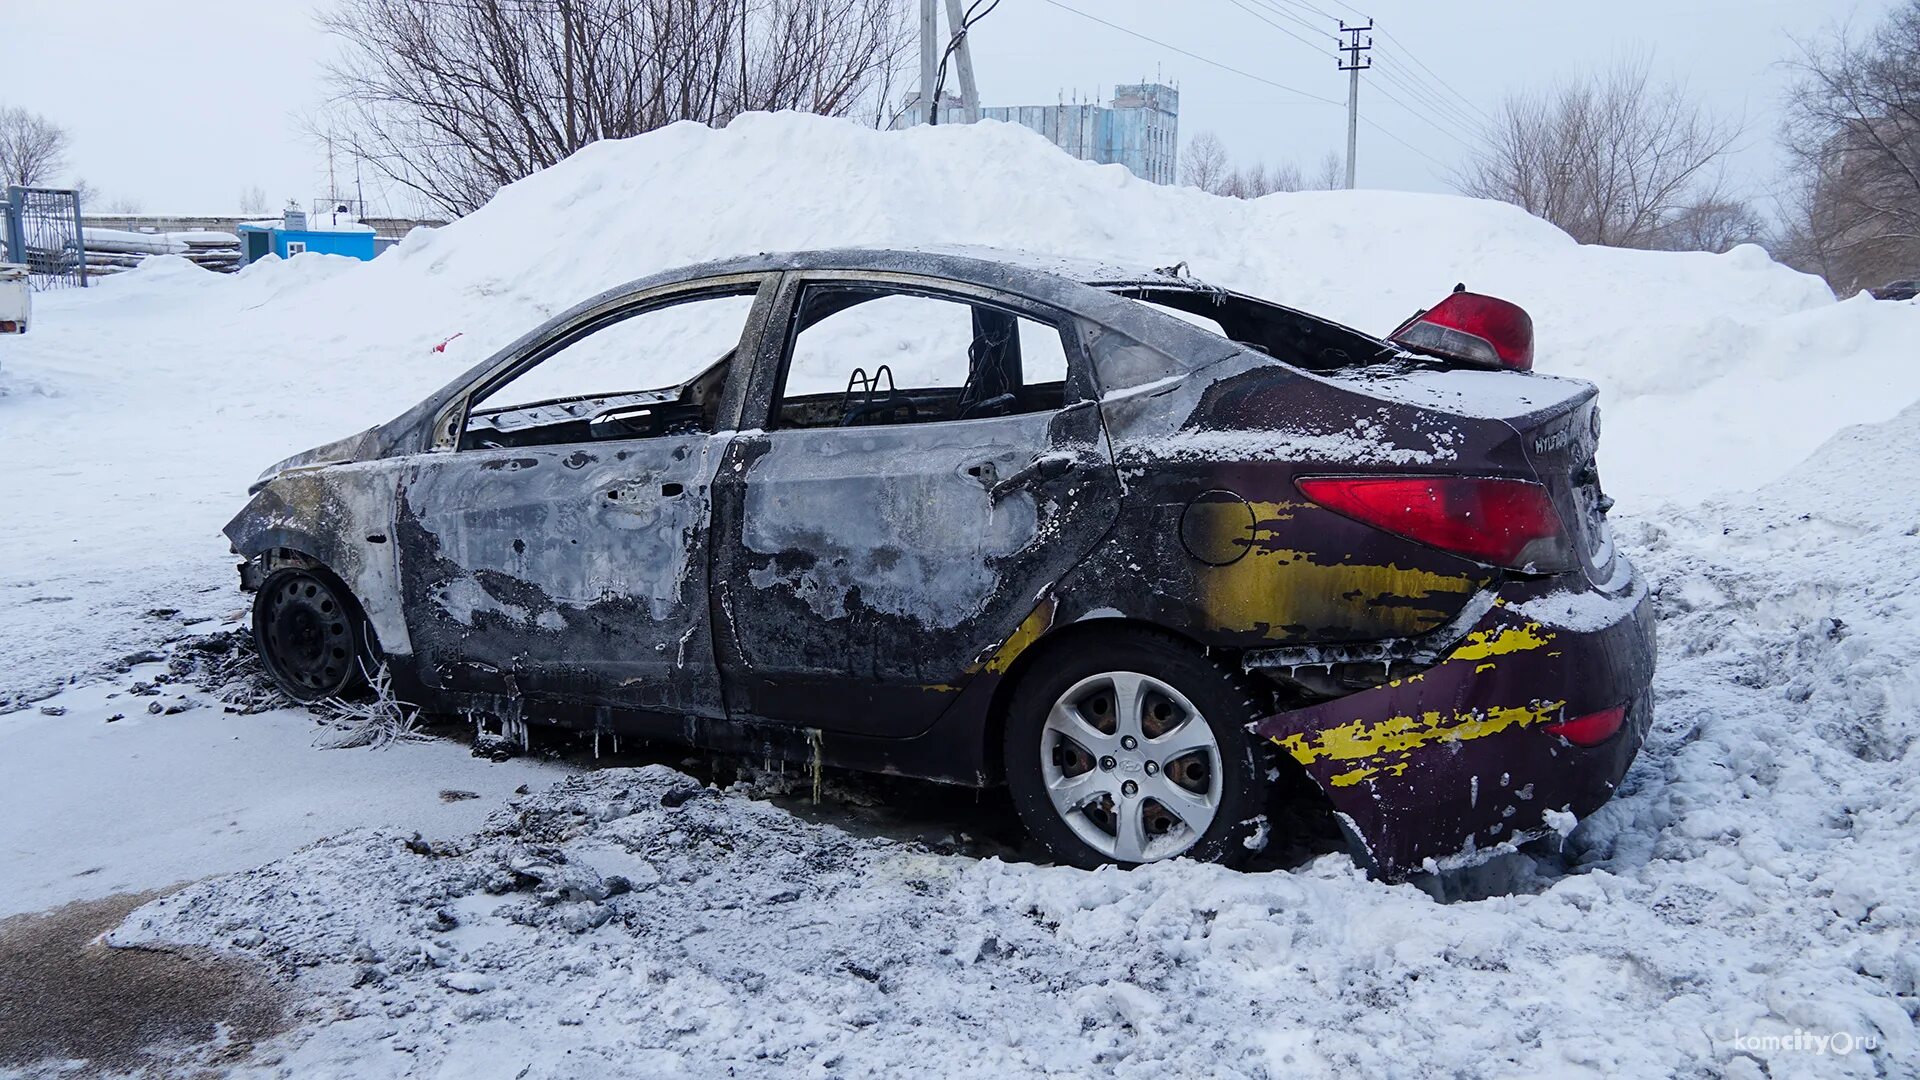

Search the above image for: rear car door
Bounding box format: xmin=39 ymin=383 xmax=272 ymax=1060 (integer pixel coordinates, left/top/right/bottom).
xmin=395 ymin=277 xmax=772 ymax=717
xmin=710 ymin=272 xmax=1122 ymax=737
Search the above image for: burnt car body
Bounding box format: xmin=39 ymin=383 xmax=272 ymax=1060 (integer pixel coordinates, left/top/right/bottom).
xmin=227 ymin=247 xmax=1655 ymax=877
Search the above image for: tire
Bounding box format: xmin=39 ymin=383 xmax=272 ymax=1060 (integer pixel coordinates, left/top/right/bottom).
xmin=252 ymin=567 xmax=374 ymax=702
xmin=1002 ymin=631 xmax=1271 ymax=869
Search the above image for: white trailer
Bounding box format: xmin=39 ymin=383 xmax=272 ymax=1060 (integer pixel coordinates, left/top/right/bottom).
xmin=0 ymin=264 xmax=27 ymax=333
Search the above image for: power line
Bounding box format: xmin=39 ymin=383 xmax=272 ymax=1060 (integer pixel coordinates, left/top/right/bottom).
xmin=1372 ymin=57 xmax=1491 ymax=137
xmin=1374 ymin=25 xmax=1496 ymax=126
xmin=1036 ymin=0 xmax=1343 ymax=108
xmin=1224 ymin=0 xmax=1332 ymax=58
xmin=1357 ymin=116 xmax=1452 ymax=173
xmin=1261 ymin=0 xmax=1348 ymax=22
xmin=1239 ymin=0 xmax=1332 ymax=42
xmin=1258 ymin=0 xmax=1490 ymax=131
xmin=1254 ymin=0 xmax=1492 ymax=138
xmin=1370 ymin=60 xmax=1489 ymax=143
xmin=1251 ymin=1 xmax=1490 ymax=151
xmin=1040 ymin=0 xmax=1454 ymax=178
xmin=1366 ymin=78 xmax=1479 ymax=150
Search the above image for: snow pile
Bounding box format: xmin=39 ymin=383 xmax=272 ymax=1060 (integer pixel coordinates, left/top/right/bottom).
xmin=10 ymin=113 xmax=1920 ymax=703
xmin=114 ymin=438 xmax=1920 ymax=1078
xmin=5 ymin=114 xmax=1920 ymax=1075
xmin=267 ymin=116 xmax=1920 ymax=500
xmin=98 ymin=402 xmax=1920 ymax=1076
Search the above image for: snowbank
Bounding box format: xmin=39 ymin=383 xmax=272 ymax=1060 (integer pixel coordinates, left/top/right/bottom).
xmin=26 ymin=113 xmax=1920 ymax=494
xmin=4 ymin=113 xmax=1920 ymax=1076
xmin=182 ymin=114 xmax=1920 ymax=500
xmin=99 ymin=407 xmax=1920 ymax=1075
xmin=10 ymin=111 xmax=1917 ymax=704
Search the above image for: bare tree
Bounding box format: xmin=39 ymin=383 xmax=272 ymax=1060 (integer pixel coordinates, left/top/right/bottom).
xmin=239 ymin=184 xmax=270 ymax=215
xmin=1452 ymin=58 xmax=1742 ymax=249
xmin=1778 ymin=2 xmax=1920 ymax=293
xmin=0 ymin=105 xmax=70 ymax=189
xmin=1310 ymin=151 xmax=1343 ymax=192
xmin=1181 ymin=131 xmax=1232 ymax=194
xmin=1660 ymin=198 xmax=1765 ymax=254
xmin=318 ymin=0 xmax=913 ymax=217
xmin=1184 ymin=131 xmax=1339 ymax=198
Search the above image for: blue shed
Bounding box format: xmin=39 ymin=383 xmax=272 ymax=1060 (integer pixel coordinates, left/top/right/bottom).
xmin=237 ymin=207 xmax=376 ymax=265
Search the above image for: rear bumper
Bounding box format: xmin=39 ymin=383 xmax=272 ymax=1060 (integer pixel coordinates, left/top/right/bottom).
xmin=1251 ymin=563 xmax=1656 ymax=878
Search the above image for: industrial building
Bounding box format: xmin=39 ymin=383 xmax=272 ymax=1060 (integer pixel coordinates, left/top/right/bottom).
xmin=980 ymin=83 xmax=1180 ymax=185
xmin=236 ymin=206 xmax=376 ymax=266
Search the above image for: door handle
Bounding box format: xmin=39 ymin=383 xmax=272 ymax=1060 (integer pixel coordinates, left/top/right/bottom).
xmin=990 ymin=452 xmax=1075 ymax=501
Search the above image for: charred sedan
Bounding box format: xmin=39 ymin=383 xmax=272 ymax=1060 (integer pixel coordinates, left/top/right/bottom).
xmin=227 ymin=248 xmax=1654 ymax=877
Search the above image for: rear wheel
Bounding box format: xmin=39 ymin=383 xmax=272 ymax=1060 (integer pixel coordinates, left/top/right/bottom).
xmin=252 ymin=567 xmax=372 ymax=702
xmin=1003 ymin=632 xmax=1271 ymax=868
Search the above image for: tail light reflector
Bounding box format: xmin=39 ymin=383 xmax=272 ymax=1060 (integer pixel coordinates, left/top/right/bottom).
xmin=1545 ymin=705 xmax=1626 ymax=747
xmin=1389 ymin=291 xmax=1534 ymax=372
xmin=1295 ymin=475 xmax=1572 ymax=572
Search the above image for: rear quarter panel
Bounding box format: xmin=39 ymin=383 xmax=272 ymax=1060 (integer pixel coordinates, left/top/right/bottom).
xmin=1080 ymin=347 xmax=1529 ymax=647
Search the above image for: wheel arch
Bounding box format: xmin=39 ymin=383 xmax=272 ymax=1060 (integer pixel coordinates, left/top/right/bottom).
xmin=983 ymin=615 xmax=1337 ymax=839
xmin=228 ymin=468 xmax=412 ymax=658
xmin=980 ymin=616 xmax=1221 ymax=784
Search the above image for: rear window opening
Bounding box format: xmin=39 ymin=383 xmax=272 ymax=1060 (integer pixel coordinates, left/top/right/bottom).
xmin=1107 ymin=285 xmax=1396 ymax=371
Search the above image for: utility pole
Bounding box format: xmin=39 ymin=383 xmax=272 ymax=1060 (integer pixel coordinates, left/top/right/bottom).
xmin=1338 ymin=19 xmax=1372 ymax=190
xmin=942 ymin=0 xmax=981 ymax=123
xmin=917 ymin=0 xmax=939 ymax=125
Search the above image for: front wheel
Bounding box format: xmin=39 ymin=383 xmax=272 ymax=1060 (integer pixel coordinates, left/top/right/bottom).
xmin=1002 ymin=632 xmax=1272 ymax=868
xmin=252 ymin=567 xmax=373 ymax=702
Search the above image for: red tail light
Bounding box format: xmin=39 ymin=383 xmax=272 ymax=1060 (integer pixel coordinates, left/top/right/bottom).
xmin=1544 ymin=705 xmax=1626 ymax=747
xmin=1389 ymin=291 xmax=1534 ymax=372
xmin=1295 ymin=475 xmax=1572 ymax=571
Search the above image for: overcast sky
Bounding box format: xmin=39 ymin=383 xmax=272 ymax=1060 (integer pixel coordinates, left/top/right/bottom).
xmin=0 ymin=0 xmax=1894 ymax=215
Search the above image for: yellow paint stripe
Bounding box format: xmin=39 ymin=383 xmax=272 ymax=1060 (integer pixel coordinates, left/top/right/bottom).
xmin=1273 ymin=698 xmax=1566 ymax=773
xmin=982 ymin=598 xmax=1056 ymax=676
xmin=1450 ymin=622 xmax=1555 ymax=661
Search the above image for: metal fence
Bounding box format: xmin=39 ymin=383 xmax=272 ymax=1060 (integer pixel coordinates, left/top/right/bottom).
xmin=3 ymin=186 xmax=87 ymax=290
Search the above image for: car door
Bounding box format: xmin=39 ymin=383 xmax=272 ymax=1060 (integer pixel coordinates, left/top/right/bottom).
xmin=394 ymin=277 xmax=772 ymax=718
xmin=709 ymin=272 xmax=1122 ymax=737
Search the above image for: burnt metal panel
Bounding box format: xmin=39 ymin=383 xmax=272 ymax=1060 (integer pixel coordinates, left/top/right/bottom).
xmin=708 ymin=269 xmax=1123 ymax=738
xmin=394 ymin=434 xmax=729 ymax=715
xmin=1252 ymin=570 xmax=1657 ymax=877
xmin=224 ymin=459 xmax=409 ymax=655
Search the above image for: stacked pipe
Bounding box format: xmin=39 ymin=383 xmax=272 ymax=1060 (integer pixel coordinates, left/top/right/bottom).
xmin=82 ymin=227 xmax=243 ymax=277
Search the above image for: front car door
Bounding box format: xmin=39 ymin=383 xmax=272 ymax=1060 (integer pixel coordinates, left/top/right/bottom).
xmin=395 ymin=275 xmax=774 ymax=718
xmin=710 ymin=271 xmax=1122 ymax=737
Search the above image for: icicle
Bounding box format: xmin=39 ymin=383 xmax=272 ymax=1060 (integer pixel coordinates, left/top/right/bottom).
xmin=808 ymin=728 xmax=824 ymax=806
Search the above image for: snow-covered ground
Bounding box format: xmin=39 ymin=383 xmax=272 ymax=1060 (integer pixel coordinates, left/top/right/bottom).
xmin=3 ymin=114 xmax=1918 ymax=1076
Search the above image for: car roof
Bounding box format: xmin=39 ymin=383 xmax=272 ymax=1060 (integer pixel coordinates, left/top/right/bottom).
xmin=627 ymin=245 xmax=1213 ymax=294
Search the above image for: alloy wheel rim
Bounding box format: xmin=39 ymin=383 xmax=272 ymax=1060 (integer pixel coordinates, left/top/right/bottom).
xmin=1039 ymin=670 xmax=1223 ymax=863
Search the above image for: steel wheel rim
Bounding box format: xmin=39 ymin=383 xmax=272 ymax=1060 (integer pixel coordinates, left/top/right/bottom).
xmin=1039 ymin=670 xmax=1223 ymax=863
xmin=258 ymin=572 xmax=355 ymax=696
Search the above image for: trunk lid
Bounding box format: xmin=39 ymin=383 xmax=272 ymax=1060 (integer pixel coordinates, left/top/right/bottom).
xmin=1322 ymin=364 xmax=1618 ymax=587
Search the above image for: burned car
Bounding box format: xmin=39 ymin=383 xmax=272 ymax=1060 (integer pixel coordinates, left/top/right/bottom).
xmin=228 ymin=248 xmax=1654 ymax=877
